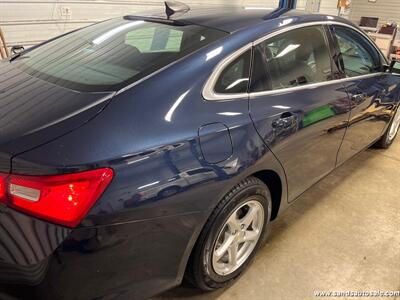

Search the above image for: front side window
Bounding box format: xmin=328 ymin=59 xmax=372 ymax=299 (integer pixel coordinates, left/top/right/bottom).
xmin=251 ymin=26 xmax=333 ymax=92
xmin=333 ymin=26 xmax=381 ymax=77
xmin=214 ymin=50 xmax=251 ymax=94
xmin=13 ymin=18 xmax=227 ymax=92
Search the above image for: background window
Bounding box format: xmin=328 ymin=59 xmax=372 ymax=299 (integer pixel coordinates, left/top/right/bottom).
xmin=125 ymin=27 xmax=184 ymax=53
xmin=333 ymin=26 xmax=381 ymax=77
xmin=251 ymin=26 xmax=333 ymax=92
xmin=214 ymin=50 xmax=251 ymax=94
xmin=13 ymin=19 xmax=227 ymax=92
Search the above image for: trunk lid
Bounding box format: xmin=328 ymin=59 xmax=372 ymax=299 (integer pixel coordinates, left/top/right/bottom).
xmin=0 ymin=60 xmax=114 ymax=172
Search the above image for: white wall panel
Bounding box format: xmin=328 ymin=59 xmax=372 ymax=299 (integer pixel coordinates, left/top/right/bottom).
xmin=6 ymin=0 xmax=396 ymax=50
xmin=319 ymin=0 xmax=338 ymax=16
xmin=349 ymin=0 xmax=400 ymax=25
xmin=0 ymin=0 xmax=279 ymax=48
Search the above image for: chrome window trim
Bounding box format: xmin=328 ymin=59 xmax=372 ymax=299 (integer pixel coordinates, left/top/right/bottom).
xmin=250 ymin=72 xmax=384 ymax=98
xmin=202 ymin=43 xmax=252 ymax=101
xmin=203 ymin=20 xmax=387 ymax=101
xmin=329 ymin=22 xmax=388 ymax=65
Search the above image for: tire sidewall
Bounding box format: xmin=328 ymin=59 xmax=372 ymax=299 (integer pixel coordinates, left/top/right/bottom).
xmin=200 ymin=182 xmax=272 ymax=288
xmin=375 ymin=106 xmax=400 ymax=149
xmin=384 ymin=109 xmax=400 ymax=147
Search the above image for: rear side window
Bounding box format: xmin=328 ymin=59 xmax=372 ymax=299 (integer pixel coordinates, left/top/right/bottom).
xmin=333 ymin=26 xmax=382 ymax=77
xmin=214 ymin=49 xmax=251 ymax=94
xmin=13 ymin=18 xmax=227 ymax=92
xmin=250 ymin=26 xmax=333 ymax=92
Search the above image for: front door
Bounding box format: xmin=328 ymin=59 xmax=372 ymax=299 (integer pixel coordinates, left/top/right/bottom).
xmin=330 ymin=25 xmax=400 ymax=164
xmin=249 ymin=25 xmax=351 ymax=201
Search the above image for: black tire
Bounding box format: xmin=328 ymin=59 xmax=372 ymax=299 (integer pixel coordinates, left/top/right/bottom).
xmin=186 ymin=176 xmax=272 ymax=291
xmin=374 ymin=106 xmax=400 ymax=149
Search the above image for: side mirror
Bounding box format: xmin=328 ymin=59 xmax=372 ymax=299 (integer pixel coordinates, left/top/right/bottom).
xmin=389 ymin=59 xmax=400 ymax=74
xmin=11 ymin=45 xmax=24 ymax=55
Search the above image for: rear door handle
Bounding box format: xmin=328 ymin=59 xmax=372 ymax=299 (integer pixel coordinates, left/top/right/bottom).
xmin=280 ymin=112 xmax=294 ymax=119
xmin=272 ymin=112 xmax=296 ymax=129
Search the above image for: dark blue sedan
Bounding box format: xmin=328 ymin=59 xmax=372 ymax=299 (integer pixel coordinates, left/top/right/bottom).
xmin=0 ymin=2 xmax=400 ymax=300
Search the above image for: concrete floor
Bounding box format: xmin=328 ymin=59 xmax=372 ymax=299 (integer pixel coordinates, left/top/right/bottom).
xmin=156 ymin=140 xmax=400 ymax=300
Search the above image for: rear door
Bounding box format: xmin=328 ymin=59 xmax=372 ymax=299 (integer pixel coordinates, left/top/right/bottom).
xmin=330 ymin=25 xmax=400 ymax=164
xmin=249 ymin=25 xmax=351 ymax=201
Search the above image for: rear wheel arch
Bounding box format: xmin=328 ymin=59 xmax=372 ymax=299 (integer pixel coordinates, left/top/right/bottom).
xmin=251 ymin=170 xmax=282 ymax=221
xmin=185 ymin=176 xmax=272 ymax=290
xmin=183 ymin=169 xmax=283 ymax=285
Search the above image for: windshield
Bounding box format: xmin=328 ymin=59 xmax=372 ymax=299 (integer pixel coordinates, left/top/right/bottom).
xmin=13 ymin=18 xmax=227 ymax=92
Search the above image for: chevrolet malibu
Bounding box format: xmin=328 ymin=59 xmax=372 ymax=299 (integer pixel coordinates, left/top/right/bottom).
xmin=0 ymin=3 xmax=400 ymax=300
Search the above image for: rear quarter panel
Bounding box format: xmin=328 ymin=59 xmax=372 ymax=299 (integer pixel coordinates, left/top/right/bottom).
xmin=8 ymin=30 xmax=288 ymax=300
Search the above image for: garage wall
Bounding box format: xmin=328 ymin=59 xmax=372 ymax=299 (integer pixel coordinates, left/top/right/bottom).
xmin=0 ymin=0 xmax=347 ymax=51
xmin=319 ymin=0 xmax=338 ymax=15
xmin=0 ymin=0 xmax=280 ymax=49
xmin=349 ymin=0 xmax=400 ymax=25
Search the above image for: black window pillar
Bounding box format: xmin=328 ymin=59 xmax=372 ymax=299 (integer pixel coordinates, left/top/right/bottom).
xmin=278 ymin=0 xmax=297 ymax=9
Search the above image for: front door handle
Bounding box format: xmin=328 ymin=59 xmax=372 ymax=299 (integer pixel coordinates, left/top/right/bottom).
xmin=351 ymin=93 xmax=366 ymax=105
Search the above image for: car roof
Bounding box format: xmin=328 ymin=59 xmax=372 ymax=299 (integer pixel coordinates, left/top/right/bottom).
xmin=128 ymin=5 xmax=348 ymax=33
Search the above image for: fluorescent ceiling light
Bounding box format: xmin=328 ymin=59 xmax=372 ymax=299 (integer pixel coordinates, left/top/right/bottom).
xmin=206 ymin=46 xmax=223 ymax=61
xmin=275 ymin=44 xmax=300 ymax=58
xmin=138 ymin=181 xmax=160 ymax=190
xmin=226 ymin=78 xmax=249 ymax=90
xmin=165 ymin=90 xmax=190 ymax=122
xmin=217 ymin=112 xmax=243 ymax=116
xmin=273 ymin=105 xmax=291 ymax=109
xmin=92 ymin=21 xmax=144 ymax=45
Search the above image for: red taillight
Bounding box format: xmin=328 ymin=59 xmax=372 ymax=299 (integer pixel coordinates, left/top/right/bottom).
xmin=0 ymin=174 xmax=6 ymax=203
xmin=0 ymin=168 xmax=113 ymax=227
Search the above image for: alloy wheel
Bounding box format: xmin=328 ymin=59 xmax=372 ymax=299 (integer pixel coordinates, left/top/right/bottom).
xmin=212 ymin=199 xmax=264 ymax=276
xmin=388 ymin=108 xmax=400 ymax=141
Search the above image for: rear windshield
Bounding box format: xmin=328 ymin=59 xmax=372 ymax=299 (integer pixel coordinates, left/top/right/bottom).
xmin=13 ymin=18 xmax=227 ymax=92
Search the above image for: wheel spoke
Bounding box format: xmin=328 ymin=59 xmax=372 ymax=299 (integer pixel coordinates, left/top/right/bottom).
xmin=239 ymin=206 xmax=257 ymax=230
xmin=239 ymin=230 xmax=259 ymax=243
xmin=228 ymin=241 xmax=238 ymax=267
xmin=227 ymin=213 xmax=241 ymax=232
xmin=215 ymin=234 xmax=235 ymax=260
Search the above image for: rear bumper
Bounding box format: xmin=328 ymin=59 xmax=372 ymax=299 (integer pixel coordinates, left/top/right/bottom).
xmin=0 ymin=207 xmax=206 ymax=300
